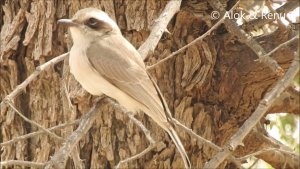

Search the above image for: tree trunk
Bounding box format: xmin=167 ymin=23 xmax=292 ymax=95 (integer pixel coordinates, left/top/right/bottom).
xmin=0 ymin=0 xmax=298 ymax=169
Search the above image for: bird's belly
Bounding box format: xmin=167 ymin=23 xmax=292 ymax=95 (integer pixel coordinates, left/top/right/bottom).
xmin=69 ymin=48 xmax=142 ymax=112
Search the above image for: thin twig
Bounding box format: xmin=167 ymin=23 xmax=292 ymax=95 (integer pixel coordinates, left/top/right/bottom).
xmin=249 ymin=158 xmax=259 ymax=169
xmin=0 ymin=160 xmax=44 ymax=168
xmin=171 ymin=118 xmax=242 ymax=168
xmin=115 ymin=143 xmax=158 ymax=169
xmin=282 ymin=159 xmax=287 ymax=169
xmin=128 ymin=112 xmax=155 ymax=144
xmin=266 ymin=0 xmax=286 ymax=29
xmin=243 ymin=1 xmax=299 ymax=31
xmin=0 ymin=120 xmax=79 ymax=146
xmin=44 ymin=98 xmax=103 ymax=169
xmin=238 ymin=148 xmax=277 ymax=161
xmin=70 ymin=146 xmax=85 ymax=169
xmin=107 ymin=99 xmax=160 ymax=168
xmin=203 ymin=49 xmax=299 ymax=169
xmin=146 ymin=0 xmax=240 ymax=70
xmin=208 ymin=0 xmax=284 ymax=76
xmin=5 ymin=100 xmax=63 ymax=141
xmin=261 ymin=35 xmax=299 ymax=58
xmin=63 ymin=80 xmax=77 ymax=114
xmin=138 ymin=0 xmax=182 ymax=60
xmin=108 ymin=100 xmax=156 ymax=144
xmin=0 ymin=53 xmax=68 ymax=107
xmin=253 ymin=130 xmax=300 ymax=168
xmin=171 ymin=118 xmax=220 ymax=151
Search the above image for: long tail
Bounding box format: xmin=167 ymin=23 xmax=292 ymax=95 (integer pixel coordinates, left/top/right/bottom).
xmin=147 ymin=74 xmax=191 ymax=168
xmin=167 ymin=127 xmax=191 ymax=169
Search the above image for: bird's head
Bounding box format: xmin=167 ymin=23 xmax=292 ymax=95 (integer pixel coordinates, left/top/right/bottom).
xmin=58 ymin=8 xmax=120 ymax=44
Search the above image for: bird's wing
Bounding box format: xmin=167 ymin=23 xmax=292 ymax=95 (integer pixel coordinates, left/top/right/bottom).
xmin=86 ymin=34 xmax=168 ymax=121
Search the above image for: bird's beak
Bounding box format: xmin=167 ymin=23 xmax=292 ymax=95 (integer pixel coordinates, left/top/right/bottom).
xmin=57 ymin=19 xmax=78 ymax=27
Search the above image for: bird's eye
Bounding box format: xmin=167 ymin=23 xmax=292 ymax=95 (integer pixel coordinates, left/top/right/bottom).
xmin=86 ymin=17 xmax=98 ymax=28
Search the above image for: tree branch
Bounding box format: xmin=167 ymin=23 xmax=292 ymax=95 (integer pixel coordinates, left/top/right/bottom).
xmin=249 ymin=158 xmax=260 ymax=169
xmin=171 ymin=118 xmax=242 ymax=168
xmin=44 ymin=97 xmax=103 ymax=169
xmin=5 ymin=100 xmax=63 ymax=141
xmin=208 ymin=0 xmax=284 ymax=76
xmin=203 ymin=49 xmax=299 ymax=169
xmin=238 ymin=148 xmax=278 ymax=161
xmin=146 ymin=0 xmax=240 ymax=70
xmin=115 ymin=143 xmax=158 ymax=169
xmin=242 ymin=1 xmax=299 ymax=31
xmin=43 ymin=96 xmax=159 ymax=169
xmin=0 ymin=52 xmax=68 ymax=107
xmin=268 ymin=85 xmax=300 ymax=115
xmin=257 ymin=144 xmax=299 ymax=169
xmin=262 ymin=35 xmax=299 ymax=59
xmin=253 ymin=130 xmax=300 ymax=169
xmin=171 ymin=118 xmax=220 ymax=152
xmin=138 ymin=0 xmax=182 ymax=60
xmin=108 ymin=99 xmax=159 ymax=168
xmin=0 ymin=120 xmax=79 ymax=147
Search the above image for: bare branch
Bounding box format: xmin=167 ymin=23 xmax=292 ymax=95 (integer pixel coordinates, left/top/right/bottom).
xmin=127 ymin=112 xmax=155 ymax=144
xmin=44 ymin=98 xmax=103 ymax=169
xmin=203 ymin=49 xmax=299 ymax=169
xmin=107 ymin=99 xmax=158 ymax=168
xmin=248 ymin=158 xmax=259 ymax=169
xmin=268 ymin=85 xmax=300 ymax=115
xmin=138 ymin=0 xmax=182 ymax=60
xmin=171 ymin=118 xmax=242 ymax=168
xmin=208 ymin=0 xmax=284 ymax=76
xmin=265 ymin=0 xmax=286 ymax=29
xmin=0 ymin=160 xmax=44 ymax=168
xmin=243 ymin=1 xmax=299 ymax=31
xmin=146 ymin=0 xmax=240 ymax=70
xmin=0 ymin=120 xmax=79 ymax=147
xmin=70 ymin=146 xmax=85 ymax=169
xmin=115 ymin=143 xmax=158 ymax=169
xmin=110 ymin=100 xmax=156 ymax=143
xmin=0 ymin=52 xmax=68 ymax=107
xmin=172 ymin=118 xmax=220 ymax=151
xmin=5 ymin=100 xmax=63 ymax=141
xmin=261 ymin=35 xmax=299 ymax=59
xmin=238 ymin=148 xmax=278 ymax=161
xmin=253 ymin=130 xmax=300 ymax=169
xmin=257 ymin=147 xmax=299 ymax=169
xmin=42 ymin=97 xmax=157 ymax=169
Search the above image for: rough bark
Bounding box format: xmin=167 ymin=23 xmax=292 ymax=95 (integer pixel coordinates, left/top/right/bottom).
xmin=0 ymin=0 xmax=298 ymax=169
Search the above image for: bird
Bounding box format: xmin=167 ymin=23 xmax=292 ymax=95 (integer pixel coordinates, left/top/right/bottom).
xmin=58 ymin=8 xmax=191 ymax=169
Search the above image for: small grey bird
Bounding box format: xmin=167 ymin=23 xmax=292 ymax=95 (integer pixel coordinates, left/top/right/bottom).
xmin=58 ymin=8 xmax=191 ymax=168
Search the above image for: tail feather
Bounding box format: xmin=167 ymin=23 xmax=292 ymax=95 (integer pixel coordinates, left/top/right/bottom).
xmin=167 ymin=127 xmax=191 ymax=169
xmin=147 ymin=73 xmax=191 ymax=168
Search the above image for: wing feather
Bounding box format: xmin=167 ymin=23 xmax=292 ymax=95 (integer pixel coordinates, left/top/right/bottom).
xmin=87 ymin=35 xmax=167 ymax=121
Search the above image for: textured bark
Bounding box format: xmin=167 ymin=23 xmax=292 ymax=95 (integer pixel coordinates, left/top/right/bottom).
xmin=0 ymin=0 xmax=298 ymax=169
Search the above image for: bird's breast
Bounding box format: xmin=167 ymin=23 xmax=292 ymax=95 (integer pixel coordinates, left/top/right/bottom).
xmin=69 ymin=46 xmax=105 ymax=95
